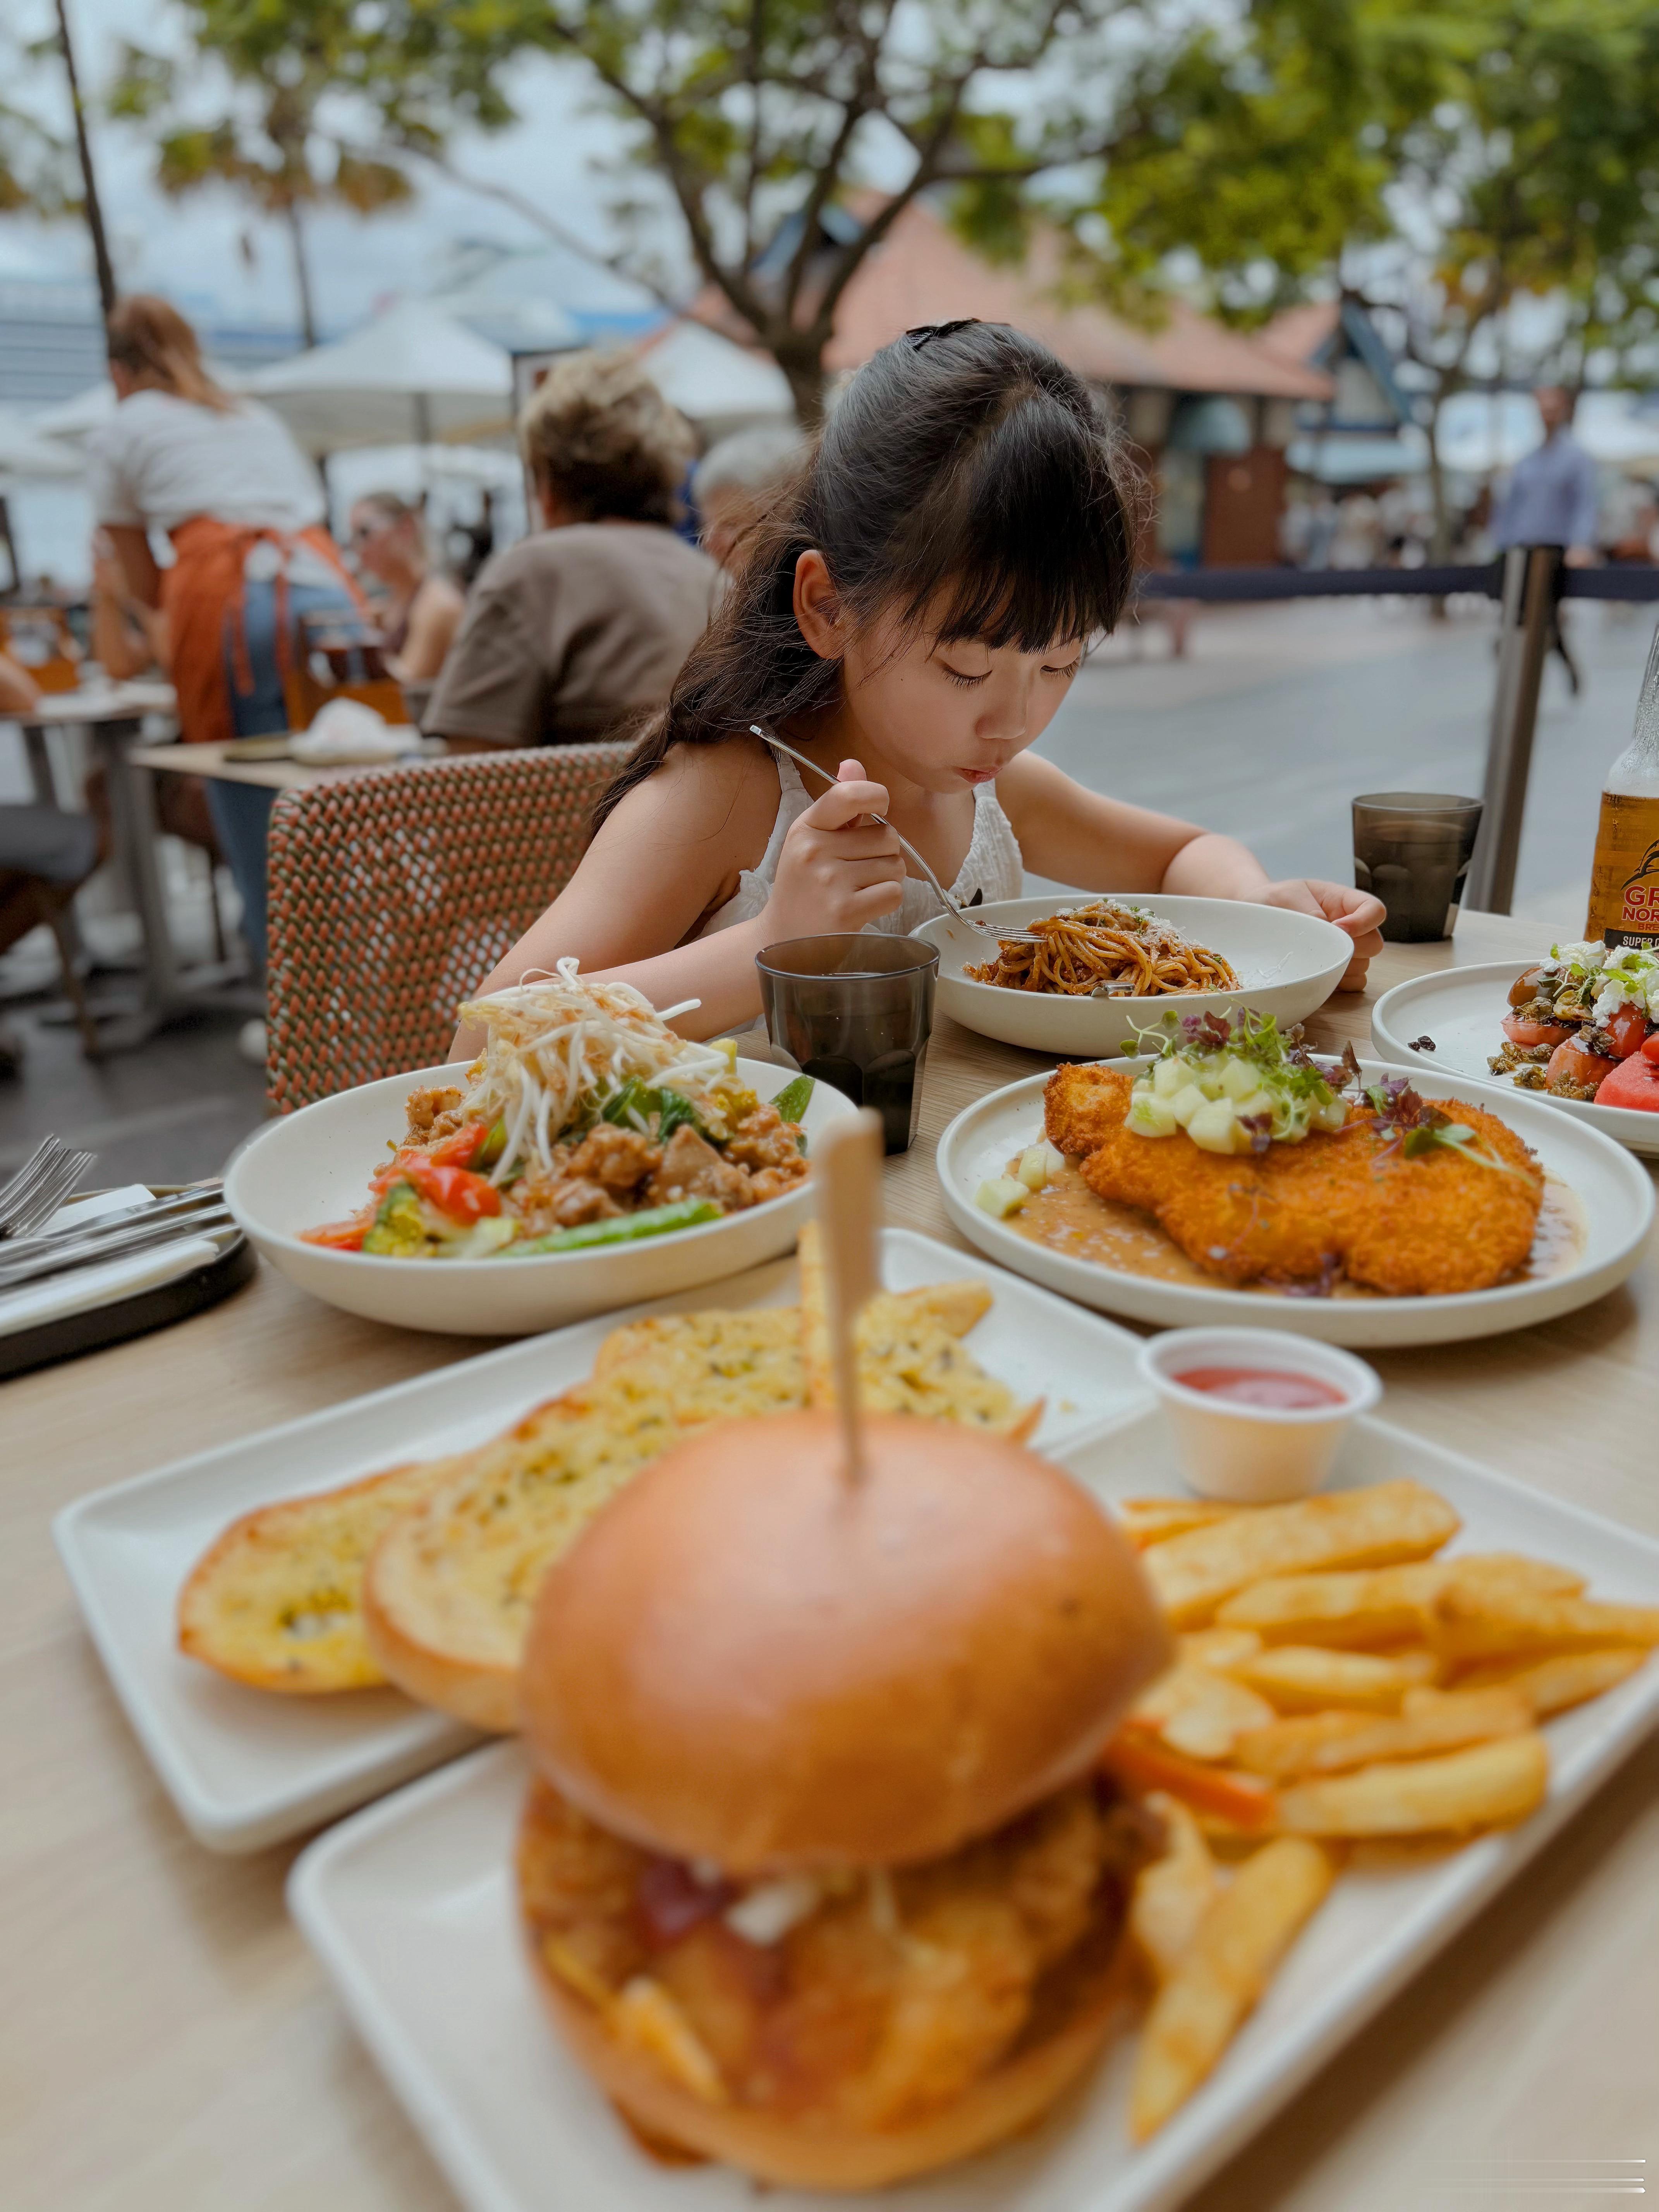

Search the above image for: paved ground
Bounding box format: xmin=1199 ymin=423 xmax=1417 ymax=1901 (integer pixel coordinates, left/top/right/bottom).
xmin=0 ymin=594 xmax=1652 ymax=1188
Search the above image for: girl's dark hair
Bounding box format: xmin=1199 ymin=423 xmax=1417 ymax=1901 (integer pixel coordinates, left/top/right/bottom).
xmin=595 ymin=320 xmax=1144 ymax=827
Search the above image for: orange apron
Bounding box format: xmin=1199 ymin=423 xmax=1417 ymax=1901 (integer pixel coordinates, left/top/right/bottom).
xmin=162 ymin=517 xmax=366 ymax=747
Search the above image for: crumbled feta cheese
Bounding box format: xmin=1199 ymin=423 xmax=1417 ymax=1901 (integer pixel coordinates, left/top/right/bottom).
xmin=1593 ymin=949 xmax=1659 ymax=1025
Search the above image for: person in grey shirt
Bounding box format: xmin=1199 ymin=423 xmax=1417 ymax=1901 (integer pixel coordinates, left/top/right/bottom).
xmin=1492 ymin=385 xmax=1600 ymax=692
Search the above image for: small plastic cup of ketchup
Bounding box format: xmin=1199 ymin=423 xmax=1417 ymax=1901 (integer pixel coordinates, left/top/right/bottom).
xmin=1136 ymin=1327 xmax=1382 ymax=1503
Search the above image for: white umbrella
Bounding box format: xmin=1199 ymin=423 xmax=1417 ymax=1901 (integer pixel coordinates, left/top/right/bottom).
xmin=635 ymin=319 xmax=796 ymax=436
xmin=0 ymin=405 xmax=84 ymax=480
xmin=246 ymin=300 xmax=514 ymax=455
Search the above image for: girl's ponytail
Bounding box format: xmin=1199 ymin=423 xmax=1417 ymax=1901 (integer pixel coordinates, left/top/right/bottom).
xmin=595 ymin=321 xmax=1143 ymax=828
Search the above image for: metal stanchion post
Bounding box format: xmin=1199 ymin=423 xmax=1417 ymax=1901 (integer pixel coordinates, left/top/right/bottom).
xmin=1465 ymin=543 xmax=1561 ymax=915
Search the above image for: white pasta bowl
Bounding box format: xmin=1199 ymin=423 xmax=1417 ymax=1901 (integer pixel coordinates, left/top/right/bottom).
xmin=912 ymin=893 xmax=1354 ymax=1056
xmin=224 ymin=1059 xmax=859 ymax=1335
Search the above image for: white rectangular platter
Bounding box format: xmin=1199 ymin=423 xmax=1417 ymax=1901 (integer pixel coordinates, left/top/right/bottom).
xmin=289 ymin=1406 xmax=1659 ymax=2212
xmin=52 ymin=1228 xmax=1153 ymax=1853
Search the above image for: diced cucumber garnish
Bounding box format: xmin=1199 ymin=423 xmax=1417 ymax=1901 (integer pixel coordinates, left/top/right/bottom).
xmin=1127 ymin=1089 xmax=1178 ymax=1138
xmin=975 ymin=1176 xmax=1031 ymax=1219
xmin=1187 ymin=1098 xmax=1244 ymax=1154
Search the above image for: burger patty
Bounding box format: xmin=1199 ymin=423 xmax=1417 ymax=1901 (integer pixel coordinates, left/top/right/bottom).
xmin=518 ymin=1777 xmax=1159 ymax=2130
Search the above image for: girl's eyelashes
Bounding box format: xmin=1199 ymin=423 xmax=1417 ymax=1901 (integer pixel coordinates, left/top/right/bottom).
xmin=1044 ymin=658 xmax=1082 ymax=681
xmin=939 ymin=664 xmax=991 ymax=689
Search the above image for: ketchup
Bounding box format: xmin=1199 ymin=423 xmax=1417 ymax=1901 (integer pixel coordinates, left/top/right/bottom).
xmin=1172 ymin=1365 xmax=1347 ymax=1410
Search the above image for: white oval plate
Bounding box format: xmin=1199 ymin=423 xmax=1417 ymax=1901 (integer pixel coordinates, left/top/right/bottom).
xmin=936 ymin=1056 xmax=1653 ymax=1346
xmin=225 ymin=1060 xmax=860 ymax=1336
xmin=911 ymin=893 xmax=1353 ymax=1056
xmin=1372 ymin=961 xmax=1659 ymax=1159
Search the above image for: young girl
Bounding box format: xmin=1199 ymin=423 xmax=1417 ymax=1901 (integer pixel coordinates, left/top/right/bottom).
xmin=463 ymin=322 xmax=1382 ymax=1044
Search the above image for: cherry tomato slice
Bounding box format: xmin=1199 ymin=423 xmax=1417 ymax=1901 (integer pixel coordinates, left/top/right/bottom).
xmin=1643 ymin=1032 xmax=1659 ymax=1065
xmin=1544 ymin=1038 xmax=1621 ymax=1097
xmin=1502 ymin=1014 xmax=1574 ymax=1050
xmin=1604 ymin=1005 xmax=1648 ymax=1061
xmin=426 ymin=1121 xmax=492 ymax=1169
xmin=300 ymin=1216 xmax=370 ymax=1250
xmin=401 ymin=1156 xmax=502 ymax=1221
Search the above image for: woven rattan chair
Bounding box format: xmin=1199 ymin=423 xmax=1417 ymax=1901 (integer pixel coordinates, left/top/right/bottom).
xmin=264 ymin=743 xmax=632 ymax=1111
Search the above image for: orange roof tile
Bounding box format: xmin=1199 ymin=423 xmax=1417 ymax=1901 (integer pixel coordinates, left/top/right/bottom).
xmin=694 ymin=200 xmax=1331 ymax=400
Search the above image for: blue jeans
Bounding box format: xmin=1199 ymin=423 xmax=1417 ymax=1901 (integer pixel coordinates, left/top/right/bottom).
xmin=206 ymin=575 xmax=356 ymax=973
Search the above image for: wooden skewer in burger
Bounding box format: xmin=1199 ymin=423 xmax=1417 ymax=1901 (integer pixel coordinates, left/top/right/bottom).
xmin=514 ymin=1111 xmax=1172 ymax=2189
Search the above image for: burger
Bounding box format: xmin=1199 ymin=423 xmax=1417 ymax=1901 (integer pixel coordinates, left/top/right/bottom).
xmin=513 ymin=1410 xmax=1171 ymax=2189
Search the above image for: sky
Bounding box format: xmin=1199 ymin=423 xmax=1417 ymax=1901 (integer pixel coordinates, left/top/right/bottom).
xmin=3 ymin=0 xmax=674 ymax=331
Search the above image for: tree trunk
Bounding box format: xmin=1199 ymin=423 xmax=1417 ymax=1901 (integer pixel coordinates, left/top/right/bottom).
xmin=771 ymin=331 xmax=829 ymax=430
xmin=283 ymin=199 xmax=320 ymax=349
xmin=53 ymin=0 xmax=117 ymax=316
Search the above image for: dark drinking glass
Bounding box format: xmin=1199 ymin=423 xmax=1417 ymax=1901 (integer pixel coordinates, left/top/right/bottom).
xmin=756 ymin=934 xmax=939 ymax=1154
xmin=1353 ymin=792 xmax=1484 ymax=943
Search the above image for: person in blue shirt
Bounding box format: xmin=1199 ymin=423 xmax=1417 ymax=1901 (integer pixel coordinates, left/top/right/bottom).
xmin=1493 ymin=386 xmax=1601 ymax=694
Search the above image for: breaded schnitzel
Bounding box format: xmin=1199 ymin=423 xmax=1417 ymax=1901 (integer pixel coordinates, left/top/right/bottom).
xmin=1043 ymin=1064 xmax=1543 ymax=1297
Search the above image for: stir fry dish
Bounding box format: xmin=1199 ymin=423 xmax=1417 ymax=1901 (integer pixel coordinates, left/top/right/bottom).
xmin=302 ymin=961 xmax=812 ymax=1259
xmin=1012 ymin=1012 xmax=1544 ymax=1297
xmin=1491 ymin=941 xmax=1659 ymax=1111
xmin=966 ymin=900 xmax=1240 ymax=997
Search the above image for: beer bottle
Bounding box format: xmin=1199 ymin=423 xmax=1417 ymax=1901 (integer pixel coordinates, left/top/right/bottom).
xmin=1585 ymin=620 xmax=1659 ymax=950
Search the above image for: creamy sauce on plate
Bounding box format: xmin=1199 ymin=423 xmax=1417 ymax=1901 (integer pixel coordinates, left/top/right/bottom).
xmin=1010 ymin=1158 xmax=1584 ymax=1298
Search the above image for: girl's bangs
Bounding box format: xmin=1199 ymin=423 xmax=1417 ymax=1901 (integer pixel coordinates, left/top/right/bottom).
xmin=893 ymin=407 xmax=1133 ymax=652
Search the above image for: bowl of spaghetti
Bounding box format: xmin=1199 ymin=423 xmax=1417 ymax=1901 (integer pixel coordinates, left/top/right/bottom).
xmin=911 ymin=893 xmax=1353 ymax=1054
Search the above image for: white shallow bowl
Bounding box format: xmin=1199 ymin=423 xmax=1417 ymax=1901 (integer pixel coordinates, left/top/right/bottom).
xmin=912 ymin=892 xmax=1353 ymax=1056
xmin=1372 ymin=960 xmax=1659 ymax=1159
xmin=936 ymin=1055 xmax=1654 ymax=1347
xmin=1137 ymin=1328 xmax=1382 ymax=1501
xmin=288 ymin=1409 xmax=1659 ymax=2212
xmin=225 ymin=1059 xmax=860 ymax=1335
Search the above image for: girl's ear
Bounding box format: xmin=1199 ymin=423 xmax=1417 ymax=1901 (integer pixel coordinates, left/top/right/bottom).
xmin=792 ymin=549 xmax=843 ymax=661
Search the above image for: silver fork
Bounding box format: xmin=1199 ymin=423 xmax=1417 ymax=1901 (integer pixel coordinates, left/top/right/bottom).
xmin=749 ymin=725 xmax=1041 ymax=943
xmin=0 ymin=1140 xmax=98 ymax=1240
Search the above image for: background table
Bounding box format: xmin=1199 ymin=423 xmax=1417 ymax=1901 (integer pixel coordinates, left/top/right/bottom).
xmin=5 ymin=910 xmax=1655 ymax=2212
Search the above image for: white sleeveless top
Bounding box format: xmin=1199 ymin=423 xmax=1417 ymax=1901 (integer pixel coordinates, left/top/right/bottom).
xmin=700 ymin=756 xmax=1024 ymax=939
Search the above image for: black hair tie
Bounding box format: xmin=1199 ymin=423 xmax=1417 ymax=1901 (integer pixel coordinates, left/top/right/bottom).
xmin=905 ymin=319 xmax=980 ymax=350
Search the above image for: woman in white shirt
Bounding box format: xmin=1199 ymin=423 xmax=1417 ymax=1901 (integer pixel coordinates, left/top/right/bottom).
xmin=88 ymin=294 xmax=364 ymax=984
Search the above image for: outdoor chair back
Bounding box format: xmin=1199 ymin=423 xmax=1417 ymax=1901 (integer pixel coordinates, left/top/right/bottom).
xmin=264 ymin=742 xmax=632 ymax=1111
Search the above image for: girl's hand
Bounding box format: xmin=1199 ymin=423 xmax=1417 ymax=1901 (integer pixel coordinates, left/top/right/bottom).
xmin=1264 ymin=879 xmax=1386 ymax=992
xmin=763 ymin=758 xmax=907 ymax=938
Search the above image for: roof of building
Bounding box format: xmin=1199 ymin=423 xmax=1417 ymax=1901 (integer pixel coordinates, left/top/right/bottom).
xmin=695 ymin=199 xmax=1332 ymax=401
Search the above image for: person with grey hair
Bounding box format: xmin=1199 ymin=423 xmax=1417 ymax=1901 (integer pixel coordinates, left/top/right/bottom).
xmin=426 ymin=350 xmax=721 ymax=747
xmin=692 ymin=424 xmax=807 ymax=570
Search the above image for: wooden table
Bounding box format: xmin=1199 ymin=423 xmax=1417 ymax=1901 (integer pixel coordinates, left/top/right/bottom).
xmin=17 ymin=683 xmax=267 ymax=1050
xmin=129 ymin=735 xmax=451 ymax=795
xmin=6 ymin=910 xmax=1655 ymax=2212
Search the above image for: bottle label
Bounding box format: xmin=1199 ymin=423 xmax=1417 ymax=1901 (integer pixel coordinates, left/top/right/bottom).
xmin=1585 ymin=795 xmax=1659 ymax=948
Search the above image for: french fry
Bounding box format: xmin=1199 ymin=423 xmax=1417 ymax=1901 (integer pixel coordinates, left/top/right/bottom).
xmin=1179 ymin=1628 xmax=1264 ymax=1669
xmin=1234 ymin=1688 xmax=1531 ymax=1781
xmin=1132 ymin=1663 xmax=1280 ymax=1762
xmin=1145 ymin=1482 xmax=1462 ymax=1628
xmin=1427 ymin=1581 xmax=1659 ymax=1665
xmin=1231 ymin=1709 xmax=1382 ymax=1779
xmin=1278 ymin=1731 xmax=1549 ymax=1838
xmin=1453 ymin=1646 xmax=1647 ymax=1717
xmin=1103 ymin=1731 xmax=1280 ymax=1833
xmin=1213 ymin=1556 xmax=1580 ymax=1651
xmin=1127 ymin=1793 xmax=1219 ymax=1984
xmin=1118 ymin=1499 xmax=1240 ymax=1549
xmin=1127 ymin=1836 xmax=1335 ymax=2140
xmin=1224 ymin=1644 xmax=1440 ymax=1714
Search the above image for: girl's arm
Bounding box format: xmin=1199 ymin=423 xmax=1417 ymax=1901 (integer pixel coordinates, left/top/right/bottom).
xmin=453 ymin=750 xmax=905 ymax=1052
xmin=997 ymin=753 xmax=1385 ymax=989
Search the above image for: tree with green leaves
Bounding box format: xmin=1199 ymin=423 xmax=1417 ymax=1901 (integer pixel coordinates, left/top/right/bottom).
xmin=381 ymin=0 xmax=1412 ymax=424
xmin=107 ymin=0 xmax=491 ymax=344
